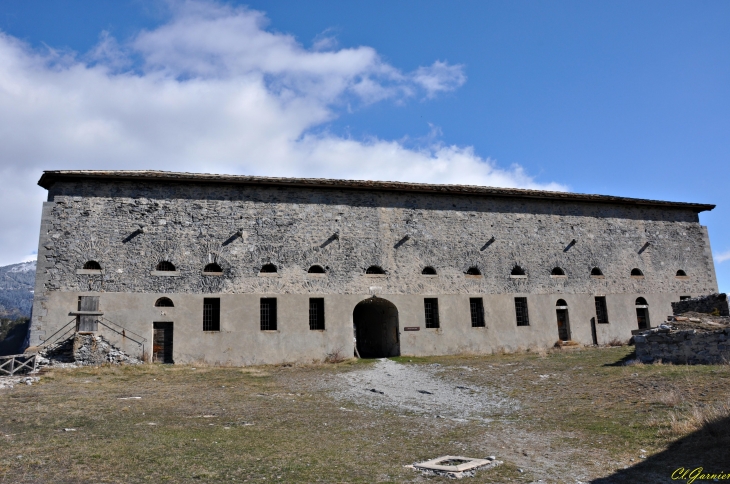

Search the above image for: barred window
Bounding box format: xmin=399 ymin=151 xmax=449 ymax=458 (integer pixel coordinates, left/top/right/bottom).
xmin=470 ymin=298 xmax=485 ymax=327
xmin=260 ymin=298 xmax=277 ymax=331
xmin=514 ymin=297 xmax=529 ymax=326
xmin=594 ymin=296 xmax=609 ymax=324
xmin=203 ymin=298 xmax=220 ymax=331
xmin=424 ymin=298 xmax=440 ymax=329
xmin=309 ymin=298 xmax=325 ymax=330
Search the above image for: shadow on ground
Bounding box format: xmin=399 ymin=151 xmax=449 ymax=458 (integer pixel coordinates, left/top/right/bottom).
xmin=592 ymin=415 xmax=730 ymax=483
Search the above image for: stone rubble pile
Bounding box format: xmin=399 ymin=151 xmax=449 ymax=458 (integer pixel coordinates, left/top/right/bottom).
xmin=0 ymin=376 xmax=39 ymax=390
xmin=37 ymin=333 xmax=142 ymax=367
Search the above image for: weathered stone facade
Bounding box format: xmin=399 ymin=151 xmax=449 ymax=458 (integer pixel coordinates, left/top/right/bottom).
xmin=29 ymin=171 xmax=719 ymax=365
xmin=635 ymin=329 xmax=730 ymax=364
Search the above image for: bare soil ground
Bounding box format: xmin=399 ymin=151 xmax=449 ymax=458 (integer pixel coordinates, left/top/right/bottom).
xmin=1 ymin=346 xmax=729 ymax=483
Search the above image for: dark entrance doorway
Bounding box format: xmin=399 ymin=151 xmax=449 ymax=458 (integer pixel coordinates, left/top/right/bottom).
xmin=353 ymin=297 xmax=400 ymax=358
xmin=153 ymin=322 xmax=174 ymax=363
xmin=635 ymin=297 xmax=650 ymax=330
xmin=555 ymin=299 xmax=570 ymax=341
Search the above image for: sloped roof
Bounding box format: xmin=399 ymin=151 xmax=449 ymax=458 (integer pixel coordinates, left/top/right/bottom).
xmin=37 ymin=170 xmax=715 ymax=212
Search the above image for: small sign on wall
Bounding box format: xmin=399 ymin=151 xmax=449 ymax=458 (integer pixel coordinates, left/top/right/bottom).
xmin=404 ymin=327 xmax=420 ymax=331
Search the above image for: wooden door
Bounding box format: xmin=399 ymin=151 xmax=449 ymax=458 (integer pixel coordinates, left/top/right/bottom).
xmin=77 ymin=296 xmax=99 ymax=332
xmin=636 ymin=308 xmax=649 ymax=330
xmin=556 ymin=309 xmax=570 ymax=341
xmin=153 ymin=322 xmax=173 ymax=363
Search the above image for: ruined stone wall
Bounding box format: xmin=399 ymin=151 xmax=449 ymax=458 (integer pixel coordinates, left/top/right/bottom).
xmin=34 ymin=180 xmax=716 ymax=298
xmin=671 ymin=293 xmax=729 ymax=316
xmin=635 ymin=329 xmax=730 ymax=364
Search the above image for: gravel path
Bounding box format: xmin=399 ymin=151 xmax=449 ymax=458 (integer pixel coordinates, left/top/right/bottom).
xmin=326 ymin=359 xmax=517 ymax=421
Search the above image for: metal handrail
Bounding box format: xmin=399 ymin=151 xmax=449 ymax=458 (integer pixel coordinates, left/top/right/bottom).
xmin=100 ymin=317 xmax=147 ymax=343
xmin=39 ymin=318 xmax=76 ymax=347
xmin=96 ymin=319 xmax=146 ymax=348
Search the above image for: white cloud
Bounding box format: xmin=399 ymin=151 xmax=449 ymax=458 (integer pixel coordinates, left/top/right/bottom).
xmin=715 ymin=250 xmax=730 ymax=264
xmin=0 ymin=0 xmax=565 ymax=266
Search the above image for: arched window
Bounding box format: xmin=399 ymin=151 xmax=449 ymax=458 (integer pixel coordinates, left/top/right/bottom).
xmin=511 ymin=266 xmax=526 ymax=276
xmin=556 ymin=299 xmax=567 ymax=307
xmin=365 ymin=265 xmax=385 ymax=275
xmin=308 ymin=265 xmax=326 ymax=274
xmin=203 ymin=263 xmax=222 ymax=273
xmin=156 ymin=261 xmax=176 ymax=271
xmin=551 ymin=267 xmax=565 ymax=276
xmin=465 ymin=267 xmax=481 ymax=276
xmin=421 ymin=266 xmax=437 ymax=275
xmin=260 ymin=263 xmax=277 ymax=273
xmin=676 ymin=270 xmax=687 ymax=277
xmin=635 ymin=297 xmax=648 ymax=306
xmin=155 ymin=297 xmax=174 ymax=307
xmin=83 ymin=260 xmax=101 ymax=270
xmin=590 ymin=267 xmax=603 ymax=276
xmin=631 ymin=268 xmax=644 ymax=277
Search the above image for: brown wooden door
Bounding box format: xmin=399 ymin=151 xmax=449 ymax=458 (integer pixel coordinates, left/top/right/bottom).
xmin=77 ymin=296 xmax=99 ymax=332
xmin=153 ymin=322 xmax=173 ymax=363
xmin=636 ymin=308 xmax=649 ymax=330
xmin=556 ymin=309 xmax=570 ymax=341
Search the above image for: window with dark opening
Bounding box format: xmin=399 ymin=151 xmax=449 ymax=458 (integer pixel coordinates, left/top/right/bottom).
xmin=422 ymin=266 xmax=437 ymax=275
xmin=556 ymin=299 xmax=567 ymax=307
xmin=465 ymin=267 xmax=481 ymax=276
xmin=365 ymin=265 xmax=385 ymax=275
xmin=680 ymin=296 xmax=691 ymax=301
xmin=309 ymin=298 xmax=325 ymax=330
xmin=511 ymin=266 xmax=526 ymax=276
xmin=631 ymin=268 xmax=644 ymax=277
xmin=594 ymin=296 xmax=609 ymax=324
xmin=424 ymin=298 xmax=440 ymax=328
xmin=470 ymin=298 xmax=485 ymax=327
xmin=514 ymin=297 xmax=529 ymax=326
xmin=590 ymin=267 xmax=603 ymax=277
xmin=260 ymin=263 xmax=277 ymax=273
xmin=156 ymin=261 xmax=176 ymax=271
xmin=203 ymin=262 xmax=222 ymax=273
xmin=203 ymin=298 xmax=220 ymax=331
xmin=551 ymin=267 xmax=565 ymax=276
xmin=676 ymin=270 xmax=687 ymax=277
xmin=155 ymin=297 xmax=174 ymax=307
xmin=635 ymin=297 xmax=648 ymax=305
xmin=308 ymin=265 xmax=326 ymax=274
xmin=83 ymin=260 xmax=101 ymax=270
xmin=260 ymin=298 xmax=277 ymax=330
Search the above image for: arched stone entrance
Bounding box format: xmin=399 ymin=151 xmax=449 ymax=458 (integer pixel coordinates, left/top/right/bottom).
xmin=353 ymin=297 xmax=400 ymax=358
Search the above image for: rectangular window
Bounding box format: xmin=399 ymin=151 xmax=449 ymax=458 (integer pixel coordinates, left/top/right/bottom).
xmin=679 ymin=296 xmax=691 ymax=301
xmin=260 ymin=298 xmax=277 ymax=331
xmin=424 ymin=298 xmax=440 ymax=329
xmin=514 ymin=297 xmax=529 ymax=326
xmin=203 ymin=298 xmax=220 ymax=331
xmin=594 ymin=296 xmax=609 ymax=324
xmin=470 ymin=298 xmax=485 ymax=327
xmin=309 ymin=298 xmax=325 ymax=330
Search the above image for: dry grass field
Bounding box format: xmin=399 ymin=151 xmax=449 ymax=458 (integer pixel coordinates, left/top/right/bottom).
xmin=1 ymin=346 xmax=729 ymax=483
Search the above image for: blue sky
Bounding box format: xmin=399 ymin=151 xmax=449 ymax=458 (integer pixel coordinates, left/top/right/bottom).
xmin=1 ymin=0 xmax=728 ymax=291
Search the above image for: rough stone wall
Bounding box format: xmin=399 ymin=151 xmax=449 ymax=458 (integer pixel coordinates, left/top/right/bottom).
xmin=635 ymin=329 xmax=730 ymax=364
xmin=672 ymin=293 xmax=729 ymax=316
xmin=33 ymin=180 xmax=716 ymax=298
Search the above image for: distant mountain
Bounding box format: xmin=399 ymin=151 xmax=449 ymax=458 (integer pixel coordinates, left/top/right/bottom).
xmin=0 ymin=260 xmax=35 ymax=318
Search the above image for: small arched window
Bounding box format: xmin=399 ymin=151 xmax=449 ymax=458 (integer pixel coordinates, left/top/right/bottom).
xmin=676 ymin=270 xmax=687 ymax=277
xmin=83 ymin=260 xmax=101 ymax=270
xmin=511 ymin=266 xmax=526 ymax=276
xmin=155 ymin=297 xmax=174 ymax=307
xmin=156 ymin=261 xmax=176 ymax=271
xmin=260 ymin=263 xmax=277 ymax=273
xmin=203 ymin=263 xmax=222 ymax=273
xmin=365 ymin=265 xmax=385 ymax=275
xmin=422 ymin=266 xmax=437 ymax=275
xmin=465 ymin=267 xmax=481 ymax=276
xmin=308 ymin=265 xmax=326 ymax=274
xmin=636 ymin=297 xmax=648 ymax=306
xmin=551 ymin=267 xmax=565 ymax=276
xmin=556 ymin=299 xmax=567 ymax=307
xmin=590 ymin=267 xmax=603 ymax=276
xmin=631 ymin=268 xmax=644 ymax=277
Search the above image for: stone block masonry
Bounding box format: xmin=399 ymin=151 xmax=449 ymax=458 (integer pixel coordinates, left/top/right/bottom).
xmin=672 ymin=293 xmax=729 ymax=317
xmin=635 ymin=329 xmax=730 ymax=365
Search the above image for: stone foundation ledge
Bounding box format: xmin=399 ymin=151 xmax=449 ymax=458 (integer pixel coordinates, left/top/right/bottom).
xmin=635 ymin=328 xmax=730 ymax=364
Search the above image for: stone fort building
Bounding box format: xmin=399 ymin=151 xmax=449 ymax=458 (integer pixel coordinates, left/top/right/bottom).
xmin=30 ymin=170 xmax=718 ymax=364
